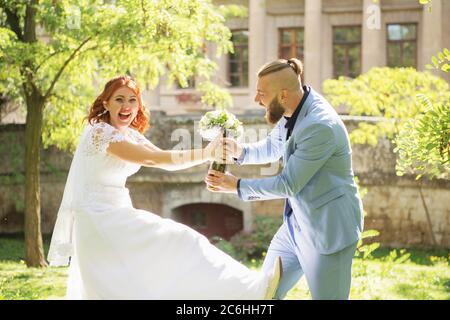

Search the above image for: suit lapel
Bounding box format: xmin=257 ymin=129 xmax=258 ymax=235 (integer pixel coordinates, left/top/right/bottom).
xmin=283 ymin=88 xmax=316 ymax=165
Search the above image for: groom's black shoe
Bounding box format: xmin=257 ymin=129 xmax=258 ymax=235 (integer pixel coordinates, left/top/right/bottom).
xmin=264 ymin=256 xmax=282 ymax=300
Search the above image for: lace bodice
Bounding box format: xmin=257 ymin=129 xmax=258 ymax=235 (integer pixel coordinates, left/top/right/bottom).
xmin=79 ymin=122 xmax=146 ymax=189
xmin=48 ymin=122 xmax=150 ymax=266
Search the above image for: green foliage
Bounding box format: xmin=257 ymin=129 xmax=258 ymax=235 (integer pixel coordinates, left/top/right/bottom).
xmin=0 ymin=0 xmax=240 ymax=152
xmin=212 ymin=215 xmax=282 ymax=262
xmin=354 ymin=220 xmax=381 ymax=260
xmin=395 ymin=47 xmax=450 ymax=180
xmin=217 ymin=4 xmax=248 ymax=22
xmin=394 ymin=99 xmax=450 ymax=179
xmin=417 ymin=0 xmax=433 ymax=12
xmin=357 ymin=236 xmax=380 ymax=259
xmin=197 ymin=81 xmax=233 ymax=109
xmin=323 ymin=67 xmax=450 ymax=146
xmin=352 ymin=175 xmax=381 ymax=260
xmin=426 ymin=48 xmax=450 ymax=73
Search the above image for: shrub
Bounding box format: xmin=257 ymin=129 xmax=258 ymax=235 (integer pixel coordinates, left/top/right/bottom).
xmin=212 ymin=215 xmax=282 ymax=262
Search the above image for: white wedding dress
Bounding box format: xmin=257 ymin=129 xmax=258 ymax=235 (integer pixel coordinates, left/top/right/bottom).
xmin=47 ymin=122 xmax=270 ymax=300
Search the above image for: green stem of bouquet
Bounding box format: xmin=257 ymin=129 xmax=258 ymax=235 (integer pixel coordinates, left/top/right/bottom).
xmin=209 ymin=129 xmax=228 ymax=173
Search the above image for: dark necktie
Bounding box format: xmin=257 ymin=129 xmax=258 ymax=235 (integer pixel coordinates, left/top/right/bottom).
xmin=284 ymin=129 xmax=294 ymax=218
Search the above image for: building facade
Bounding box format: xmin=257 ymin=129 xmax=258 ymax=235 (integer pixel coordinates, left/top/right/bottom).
xmin=145 ymin=0 xmax=450 ymax=115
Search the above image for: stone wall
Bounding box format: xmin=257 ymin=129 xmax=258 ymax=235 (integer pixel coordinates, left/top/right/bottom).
xmin=1 ymin=111 xmax=449 ymax=248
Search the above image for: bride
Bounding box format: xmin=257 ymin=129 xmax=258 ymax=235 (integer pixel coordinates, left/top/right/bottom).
xmin=47 ymin=75 xmax=281 ymax=300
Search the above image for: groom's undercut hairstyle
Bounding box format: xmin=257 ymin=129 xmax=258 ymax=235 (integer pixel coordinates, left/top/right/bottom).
xmin=257 ymin=58 xmax=304 ymax=92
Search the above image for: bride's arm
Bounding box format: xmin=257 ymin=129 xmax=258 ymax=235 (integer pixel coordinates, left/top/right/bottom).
xmin=141 ymin=139 xmax=162 ymax=152
xmin=139 ymin=140 xmax=200 ymax=171
xmin=106 ymin=137 xmax=221 ymax=171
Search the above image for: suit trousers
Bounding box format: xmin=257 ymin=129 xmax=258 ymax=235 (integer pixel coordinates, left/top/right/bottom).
xmin=262 ymin=214 xmax=357 ymax=300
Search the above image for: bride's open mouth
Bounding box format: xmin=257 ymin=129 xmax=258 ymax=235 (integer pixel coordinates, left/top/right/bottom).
xmin=118 ymin=112 xmax=132 ymax=121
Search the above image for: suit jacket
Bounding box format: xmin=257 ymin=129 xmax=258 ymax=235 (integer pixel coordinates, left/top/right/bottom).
xmin=238 ymin=88 xmax=364 ymax=254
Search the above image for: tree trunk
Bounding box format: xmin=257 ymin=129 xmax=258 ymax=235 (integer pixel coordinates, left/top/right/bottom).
xmin=20 ymin=0 xmax=47 ymax=268
xmin=419 ymin=187 xmax=437 ymax=247
xmin=24 ymin=93 xmax=47 ymax=268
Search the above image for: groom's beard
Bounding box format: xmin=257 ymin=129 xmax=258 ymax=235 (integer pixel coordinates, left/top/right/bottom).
xmin=265 ymin=96 xmax=285 ymax=124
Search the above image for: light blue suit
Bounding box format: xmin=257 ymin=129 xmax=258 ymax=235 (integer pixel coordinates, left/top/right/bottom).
xmin=237 ymin=87 xmax=364 ymax=299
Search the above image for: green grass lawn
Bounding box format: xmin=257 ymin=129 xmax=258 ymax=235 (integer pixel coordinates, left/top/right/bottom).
xmin=0 ymin=236 xmax=67 ymax=300
xmin=1 ymin=235 xmax=449 ymax=300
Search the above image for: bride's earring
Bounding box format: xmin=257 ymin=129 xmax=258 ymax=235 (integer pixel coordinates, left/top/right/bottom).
xmin=99 ymin=103 xmax=109 ymax=116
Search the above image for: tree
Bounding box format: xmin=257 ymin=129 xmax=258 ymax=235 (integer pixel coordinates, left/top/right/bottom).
xmin=393 ymin=1 xmax=450 ymax=181
xmin=0 ymin=0 xmax=241 ymax=267
xmin=395 ymin=48 xmax=450 ymax=180
xmin=394 ymin=99 xmax=449 ymax=180
xmin=395 ymin=0 xmax=449 ymax=181
xmin=323 ymin=67 xmax=450 ymax=146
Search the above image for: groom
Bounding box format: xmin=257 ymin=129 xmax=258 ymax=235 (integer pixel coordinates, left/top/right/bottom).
xmin=205 ymin=58 xmax=364 ymax=300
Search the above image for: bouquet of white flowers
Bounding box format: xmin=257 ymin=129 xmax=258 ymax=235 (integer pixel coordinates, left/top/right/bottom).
xmin=198 ymin=109 xmax=243 ymax=173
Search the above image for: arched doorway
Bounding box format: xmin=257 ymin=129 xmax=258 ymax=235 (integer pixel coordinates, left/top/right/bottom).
xmin=172 ymin=203 xmax=243 ymax=240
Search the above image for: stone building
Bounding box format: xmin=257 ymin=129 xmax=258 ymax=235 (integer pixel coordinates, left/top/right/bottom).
xmin=1 ymin=0 xmax=449 ymax=248
xmin=146 ymin=0 xmax=450 ymax=115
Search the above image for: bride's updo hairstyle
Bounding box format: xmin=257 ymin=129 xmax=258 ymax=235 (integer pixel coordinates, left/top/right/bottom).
xmin=88 ymin=76 xmax=150 ymax=133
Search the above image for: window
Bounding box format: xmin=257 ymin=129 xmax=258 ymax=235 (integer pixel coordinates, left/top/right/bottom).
xmin=387 ymin=23 xmax=417 ymax=68
xmin=333 ymin=26 xmax=362 ymax=78
xmin=228 ymin=30 xmax=249 ymax=87
xmin=279 ymin=28 xmax=304 ymax=60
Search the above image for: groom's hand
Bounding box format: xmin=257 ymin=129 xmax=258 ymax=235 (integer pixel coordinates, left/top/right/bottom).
xmin=205 ymin=170 xmax=238 ymax=194
xmin=205 ymin=135 xmax=234 ymax=164
xmin=205 ymin=134 xmax=226 ymax=162
xmin=221 ymin=138 xmax=244 ymax=160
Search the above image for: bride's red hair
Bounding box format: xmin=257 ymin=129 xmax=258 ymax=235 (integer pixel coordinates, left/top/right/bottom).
xmin=88 ymin=76 xmax=150 ymax=133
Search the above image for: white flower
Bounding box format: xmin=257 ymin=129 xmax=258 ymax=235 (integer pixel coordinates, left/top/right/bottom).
xmin=198 ymin=110 xmax=243 ymax=141
xmin=200 ymin=127 xmax=222 ymax=141
xmin=225 ymin=117 xmax=235 ymax=128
